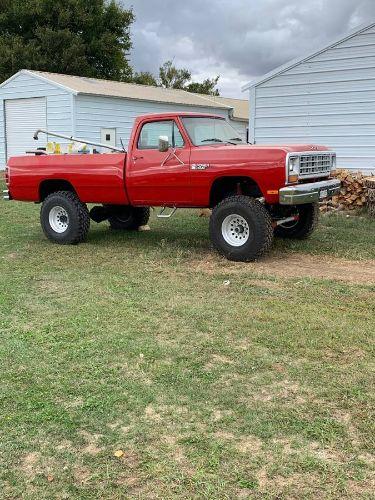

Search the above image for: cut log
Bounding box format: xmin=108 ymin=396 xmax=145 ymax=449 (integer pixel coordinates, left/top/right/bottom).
xmin=320 ymin=169 xmax=373 ymax=214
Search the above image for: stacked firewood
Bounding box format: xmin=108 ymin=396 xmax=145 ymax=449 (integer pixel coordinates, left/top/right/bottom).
xmin=320 ymin=170 xmax=372 ymax=213
xmin=365 ymin=177 xmax=375 ymax=217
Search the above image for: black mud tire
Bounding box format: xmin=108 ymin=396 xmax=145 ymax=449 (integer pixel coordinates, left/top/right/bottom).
xmin=209 ymin=195 xmax=274 ymax=262
xmin=274 ymin=203 xmax=319 ymax=239
xmin=108 ymin=206 xmax=150 ymax=230
xmin=40 ymin=191 xmax=90 ymax=244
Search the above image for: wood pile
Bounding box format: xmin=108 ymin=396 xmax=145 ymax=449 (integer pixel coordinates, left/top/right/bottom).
xmin=320 ymin=170 xmax=372 ymax=213
xmin=365 ymin=177 xmax=375 ymax=217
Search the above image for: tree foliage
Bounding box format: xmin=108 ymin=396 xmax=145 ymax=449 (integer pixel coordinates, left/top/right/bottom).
xmin=158 ymin=60 xmax=220 ymax=95
xmin=159 ymin=60 xmax=191 ymax=90
xmin=186 ymin=77 xmax=220 ymax=96
xmin=0 ymin=0 xmax=134 ymax=83
xmin=132 ymin=71 xmax=158 ymax=86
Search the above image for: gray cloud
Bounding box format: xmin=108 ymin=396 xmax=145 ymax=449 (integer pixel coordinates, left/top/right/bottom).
xmin=122 ymin=0 xmax=375 ymax=97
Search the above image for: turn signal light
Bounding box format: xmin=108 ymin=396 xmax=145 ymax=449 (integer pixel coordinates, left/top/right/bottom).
xmin=288 ymin=174 xmax=299 ymax=183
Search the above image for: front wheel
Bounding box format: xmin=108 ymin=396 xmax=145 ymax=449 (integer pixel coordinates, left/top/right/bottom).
xmin=40 ymin=191 xmax=90 ymax=244
xmin=108 ymin=206 xmax=150 ymax=230
xmin=209 ymin=195 xmax=274 ymax=262
xmin=274 ymin=203 xmax=319 ymax=239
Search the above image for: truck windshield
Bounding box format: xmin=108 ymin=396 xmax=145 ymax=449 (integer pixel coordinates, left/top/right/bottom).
xmin=181 ymin=117 xmax=245 ymax=146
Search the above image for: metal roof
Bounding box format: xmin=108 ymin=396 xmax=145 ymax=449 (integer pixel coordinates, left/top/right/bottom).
xmin=198 ymin=95 xmax=249 ymax=121
xmin=242 ymin=20 xmax=375 ymax=91
xmin=15 ymin=70 xmax=231 ymax=110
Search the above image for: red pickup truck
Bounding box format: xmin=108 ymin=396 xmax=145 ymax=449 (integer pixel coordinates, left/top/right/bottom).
xmin=4 ymin=112 xmax=340 ymax=261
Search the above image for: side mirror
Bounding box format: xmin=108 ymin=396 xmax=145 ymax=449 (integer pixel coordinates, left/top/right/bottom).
xmin=158 ymin=135 xmax=169 ymax=153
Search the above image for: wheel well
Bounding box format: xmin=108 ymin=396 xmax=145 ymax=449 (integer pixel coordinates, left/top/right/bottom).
xmin=209 ymin=177 xmax=263 ymax=207
xmin=39 ymin=180 xmax=76 ymax=201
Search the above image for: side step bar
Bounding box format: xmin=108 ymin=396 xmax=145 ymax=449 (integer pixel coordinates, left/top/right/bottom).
xmin=157 ymin=207 xmax=177 ymax=219
xmin=3 ymin=189 xmax=10 ymax=200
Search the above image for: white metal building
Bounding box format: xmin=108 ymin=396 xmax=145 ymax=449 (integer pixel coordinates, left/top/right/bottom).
xmin=243 ymin=21 xmax=375 ymax=172
xmin=0 ymin=70 xmax=248 ymax=169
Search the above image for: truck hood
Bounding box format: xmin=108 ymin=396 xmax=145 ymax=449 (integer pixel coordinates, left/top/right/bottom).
xmin=189 ymin=143 xmax=332 ymax=168
xmin=202 ymin=144 xmax=331 ymax=154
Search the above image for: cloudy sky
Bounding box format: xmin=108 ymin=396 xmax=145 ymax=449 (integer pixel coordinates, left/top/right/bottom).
xmin=122 ymin=0 xmax=375 ymax=98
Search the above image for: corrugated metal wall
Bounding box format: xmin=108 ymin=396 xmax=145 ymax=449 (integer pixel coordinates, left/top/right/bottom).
xmin=251 ymin=25 xmax=375 ymax=172
xmin=0 ymin=72 xmax=72 ymax=168
xmin=75 ymin=94 xmax=245 ymax=149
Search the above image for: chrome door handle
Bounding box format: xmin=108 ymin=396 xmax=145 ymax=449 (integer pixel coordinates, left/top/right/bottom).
xmin=133 ymin=156 xmax=144 ymax=161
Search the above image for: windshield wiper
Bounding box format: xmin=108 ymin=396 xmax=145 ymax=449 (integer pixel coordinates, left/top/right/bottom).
xmin=201 ymin=138 xmax=238 ymax=145
xmin=229 ymin=137 xmax=244 ymax=142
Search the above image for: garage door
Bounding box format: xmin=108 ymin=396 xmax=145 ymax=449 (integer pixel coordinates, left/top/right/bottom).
xmin=5 ymin=97 xmax=47 ymax=159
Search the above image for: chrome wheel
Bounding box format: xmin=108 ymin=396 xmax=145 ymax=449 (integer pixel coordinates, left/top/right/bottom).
xmin=49 ymin=206 xmax=69 ymax=233
xmin=221 ymin=214 xmax=250 ymax=246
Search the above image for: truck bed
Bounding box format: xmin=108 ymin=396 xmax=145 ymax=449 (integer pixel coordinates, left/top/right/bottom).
xmin=7 ymin=153 xmax=129 ymax=204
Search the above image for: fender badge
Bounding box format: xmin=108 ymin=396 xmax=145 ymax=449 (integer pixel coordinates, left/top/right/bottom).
xmin=191 ymin=164 xmax=209 ymax=170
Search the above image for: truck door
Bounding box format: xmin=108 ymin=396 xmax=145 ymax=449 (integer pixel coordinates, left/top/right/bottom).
xmin=127 ymin=119 xmax=191 ymax=206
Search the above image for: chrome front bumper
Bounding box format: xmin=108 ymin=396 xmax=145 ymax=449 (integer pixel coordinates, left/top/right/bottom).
xmin=3 ymin=189 xmax=10 ymax=200
xmin=279 ymin=179 xmax=340 ymax=205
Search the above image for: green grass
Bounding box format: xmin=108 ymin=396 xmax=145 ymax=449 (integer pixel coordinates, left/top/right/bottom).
xmin=0 ymin=193 xmax=374 ymax=499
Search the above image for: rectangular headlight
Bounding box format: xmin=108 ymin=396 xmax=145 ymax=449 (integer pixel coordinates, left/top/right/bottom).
xmin=287 ymin=155 xmax=300 ymax=183
xmin=289 ymin=155 xmax=300 ymax=173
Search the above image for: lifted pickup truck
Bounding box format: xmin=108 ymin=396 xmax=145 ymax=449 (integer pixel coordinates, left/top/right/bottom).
xmin=4 ymin=112 xmax=340 ymax=261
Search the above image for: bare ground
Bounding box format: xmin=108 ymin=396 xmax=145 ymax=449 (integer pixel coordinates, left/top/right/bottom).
xmin=193 ymin=253 xmax=375 ymax=284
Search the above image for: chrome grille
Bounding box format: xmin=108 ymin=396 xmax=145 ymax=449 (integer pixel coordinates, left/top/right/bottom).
xmin=299 ymin=153 xmax=334 ymax=178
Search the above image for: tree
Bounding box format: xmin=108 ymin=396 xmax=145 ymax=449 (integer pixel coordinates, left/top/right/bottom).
xmin=186 ymin=77 xmax=220 ymax=96
xmin=159 ymin=60 xmax=191 ymax=90
xmin=0 ymin=0 xmax=134 ymax=83
xmin=157 ymin=60 xmax=219 ymax=95
xmin=132 ymin=71 xmax=158 ymax=86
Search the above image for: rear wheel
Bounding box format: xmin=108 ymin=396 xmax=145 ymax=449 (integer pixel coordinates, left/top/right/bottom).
xmin=108 ymin=206 xmax=150 ymax=230
xmin=40 ymin=191 xmax=90 ymax=244
xmin=274 ymin=203 xmax=319 ymax=239
xmin=209 ymin=195 xmax=273 ymax=262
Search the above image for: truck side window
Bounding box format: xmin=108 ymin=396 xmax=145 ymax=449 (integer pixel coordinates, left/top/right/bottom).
xmin=138 ymin=120 xmax=184 ymax=149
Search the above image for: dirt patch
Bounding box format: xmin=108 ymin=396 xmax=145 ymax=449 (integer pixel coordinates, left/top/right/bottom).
xmin=74 ymin=466 xmax=91 ymax=485
xmin=205 ymin=354 xmax=234 ymax=370
xmin=250 ymin=380 xmax=313 ymax=405
xmin=79 ymin=430 xmax=103 ymax=455
xmin=213 ymin=431 xmax=235 ymax=441
xmin=346 ymin=477 xmax=375 ymax=496
xmin=62 ymin=396 xmax=84 ymax=409
xmin=211 ymin=409 xmax=234 ymax=422
xmin=256 ymin=471 xmax=323 ymax=498
xmin=193 ymin=253 xmax=375 ymax=284
xmin=235 ymin=435 xmax=263 ymax=454
xmin=56 ymin=439 xmax=74 ymax=452
xmin=144 ymin=405 xmax=162 ymax=422
xmin=20 ymin=452 xmax=40 ymax=479
xmin=212 ymin=354 xmax=234 ymax=364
